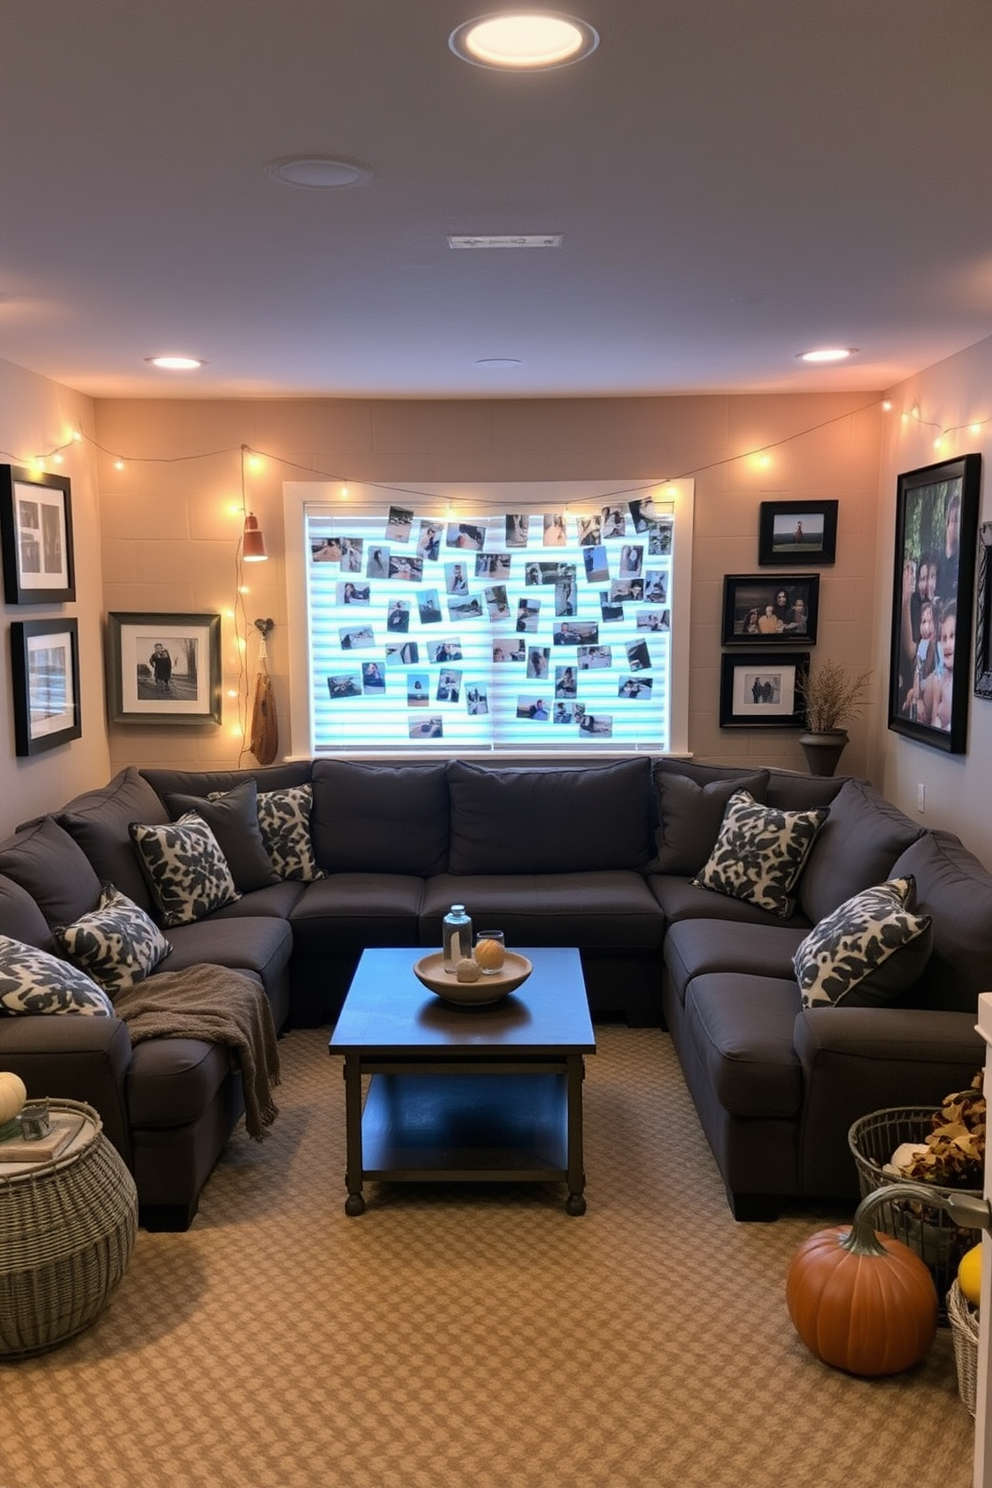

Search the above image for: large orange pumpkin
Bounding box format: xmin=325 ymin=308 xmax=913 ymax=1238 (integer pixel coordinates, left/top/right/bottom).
xmin=786 ymin=1185 xmax=938 ymax=1376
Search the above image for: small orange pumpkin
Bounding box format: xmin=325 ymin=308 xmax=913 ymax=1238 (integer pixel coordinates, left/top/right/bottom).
xmin=786 ymin=1184 xmax=938 ymax=1376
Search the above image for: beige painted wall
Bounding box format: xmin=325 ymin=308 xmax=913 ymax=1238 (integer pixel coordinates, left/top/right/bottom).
xmin=94 ymin=391 xmax=883 ymax=784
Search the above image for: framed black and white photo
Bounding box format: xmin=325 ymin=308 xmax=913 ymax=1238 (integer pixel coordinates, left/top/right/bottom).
xmin=0 ymin=466 xmax=75 ymax=604
xmin=721 ymin=573 xmax=820 ymax=645
xmin=758 ymin=500 xmax=838 ymax=566
xmin=888 ymin=453 xmax=981 ymax=753
xmin=10 ymin=617 xmax=81 ymax=755
xmin=106 ymin=612 xmax=222 ymax=725
xmin=719 ymin=651 xmax=810 ymax=728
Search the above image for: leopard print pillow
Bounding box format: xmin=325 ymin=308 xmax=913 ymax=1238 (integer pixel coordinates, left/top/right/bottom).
xmin=692 ymin=789 xmax=827 ymax=917
xmin=794 ymin=876 xmax=933 ymax=1009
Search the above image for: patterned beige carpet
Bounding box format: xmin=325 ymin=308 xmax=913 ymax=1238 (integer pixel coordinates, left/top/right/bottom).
xmin=0 ymin=1026 xmax=974 ymax=1488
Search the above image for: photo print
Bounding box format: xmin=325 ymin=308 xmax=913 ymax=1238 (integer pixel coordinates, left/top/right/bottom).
xmin=505 ymin=513 xmax=530 ymax=547
xmin=602 ymin=505 xmax=626 ymax=538
xmin=311 ymin=536 xmax=341 ymax=564
xmin=516 ymin=599 xmax=541 ymax=632
xmin=650 ymin=522 xmax=673 ymax=556
xmin=484 ymin=585 xmax=511 ymax=620
xmin=446 ymin=522 xmax=485 ymax=551
xmin=722 ymin=575 xmax=820 ymax=645
xmin=418 ymin=589 xmax=443 ymax=623
xmin=578 ymin=644 xmax=612 ymax=669
xmin=600 ymin=594 xmax=625 ymax=622
xmin=327 ymin=672 xmax=361 ymax=698
xmin=340 ymin=538 xmax=364 ymax=573
xmin=719 ymin=651 xmax=809 ymax=728
xmin=626 ymin=638 xmax=652 ymax=671
xmin=553 ymin=701 xmax=576 ymax=724
xmin=516 ymin=695 xmax=551 ymax=721
xmin=526 ymin=646 xmax=550 ymax=679
xmin=628 ymin=496 xmax=658 ymax=532
xmin=476 ymin=551 xmax=512 ymax=579
xmin=611 ymin=578 xmax=643 ymax=603
xmin=386 ymin=641 xmax=419 ymax=664
xmin=619 ymin=675 xmax=653 ymax=699
xmin=758 ymin=500 xmax=838 ymax=566
xmin=637 ymin=609 xmax=670 ymax=632
xmin=466 ymin=683 xmax=489 ymax=716
xmin=407 ymin=673 xmax=430 ymax=706
xmin=555 ymin=576 xmax=577 ymax=616
xmin=416 ymin=521 xmax=442 ymax=562
xmin=619 ymin=544 xmax=643 ymax=577
xmin=644 ymin=570 xmax=668 ymax=603
xmin=338 ymin=581 xmax=370 ymax=605
xmin=543 ymin=513 xmax=568 ymax=546
xmin=579 ymin=712 xmax=613 ymax=736
xmin=492 ymin=640 xmax=525 ymax=663
xmin=388 ymin=554 xmax=423 ymax=582
xmin=361 ymin=662 xmax=386 ymax=693
xmin=385 ymin=506 xmax=414 ymax=541
xmin=436 ymin=669 xmax=461 ymax=702
xmin=366 ymin=545 xmax=389 ymax=578
xmin=386 ymin=599 xmax=411 ymax=633
xmin=448 ymin=596 xmax=483 ymax=620
xmin=583 ymin=545 xmax=609 ymax=582
xmin=555 ymin=665 xmax=577 ymax=697
xmin=576 ymin=515 xmax=602 ymax=546
xmin=339 ymin=625 xmax=374 ymax=650
xmin=428 ymin=638 xmax=462 ymax=663
xmin=409 ymin=715 xmax=443 ymax=739
xmin=445 ymin=561 xmax=470 ymax=595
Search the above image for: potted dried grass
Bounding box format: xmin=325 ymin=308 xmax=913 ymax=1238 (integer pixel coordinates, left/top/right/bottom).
xmin=796 ymin=659 xmax=871 ymax=775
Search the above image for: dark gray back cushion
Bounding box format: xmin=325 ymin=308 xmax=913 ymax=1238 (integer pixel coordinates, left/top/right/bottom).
xmin=648 ymin=768 xmax=769 ymax=875
xmin=797 ymin=778 xmax=923 ymax=925
xmin=140 ymin=762 xmax=312 ymax=798
xmin=56 ymin=766 xmax=170 ymax=912
xmin=447 ymin=758 xmax=652 ymax=875
xmin=0 ymin=817 xmax=102 ymax=927
xmin=0 ymin=872 xmax=56 ymax=951
xmin=889 ymin=830 xmax=992 ymax=1013
xmin=164 ymin=778 xmax=280 ymax=893
xmin=310 ymin=760 xmax=450 ymax=875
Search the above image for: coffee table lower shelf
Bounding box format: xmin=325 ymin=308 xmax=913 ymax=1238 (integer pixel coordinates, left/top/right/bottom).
xmin=343 ymin=1063 xmax=587 ymax=1216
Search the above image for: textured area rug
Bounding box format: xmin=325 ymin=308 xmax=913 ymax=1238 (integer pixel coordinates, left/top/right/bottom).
xmin=0 ymin=1026 xmax=974 ymax=1488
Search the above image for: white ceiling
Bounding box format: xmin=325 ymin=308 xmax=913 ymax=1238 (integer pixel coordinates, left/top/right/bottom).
xmin=2 ymin=1 xmax=991 ymax=401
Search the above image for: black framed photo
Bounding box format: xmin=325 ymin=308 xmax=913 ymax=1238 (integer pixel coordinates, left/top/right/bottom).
xmin=888 ymin=453 xmax=981 ymax=754
xmin=10 ymin=617 xmax=82 ymax=756
xmin=757 ymin=500 xmax=838 ymax=566
xmin=0 ymin=466 xmax=75 ymax=604
xmin=975 ymin=522 xmax=992 ymax=701
xmin=719 ymin=651 xmax=810 ymax=728
xmin=721 ymin=574 xmax=819 ymax=645
xmin=106 ymin=612 xmax=222 ymax=725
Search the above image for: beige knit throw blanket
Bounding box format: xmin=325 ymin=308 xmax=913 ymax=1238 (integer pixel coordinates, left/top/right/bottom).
xmin=114 ymin=964 xmax=280 ymax=1140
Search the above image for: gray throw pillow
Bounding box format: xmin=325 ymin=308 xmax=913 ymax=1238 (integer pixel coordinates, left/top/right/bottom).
xmin=54 ymin=884 xmax=172 ymax=996
xmin=794 ymin=876 xmax=934 ymax=1009
xmin=0 ymin=936 xmax=114 ymax=1016
xmin=648 ymin=769 xmax=769 ymax=875
xmin=693 ymin=790 xmax=828 ymax=918
xmin=129 ymin=814 xmax=241 ymax=927
xmin=165 ymin=779 xmax=279 ymax=892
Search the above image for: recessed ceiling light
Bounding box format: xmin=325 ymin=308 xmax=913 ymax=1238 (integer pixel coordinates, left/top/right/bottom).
xmin=264 ymin=156 xmax=374 ymax=189
xmin=797 ymin=347 xmax=857 ymax=363
xmin=449 ymin=13 xmax=599 ymax=70
xmin=146 ymin=355 xmax=204 ymax=370
xmin=473 ymin=358 xmax=523 ymax=368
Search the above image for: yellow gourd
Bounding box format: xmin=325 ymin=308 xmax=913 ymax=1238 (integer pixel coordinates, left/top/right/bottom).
xmin=0 ymin=1071 xmax=28 ymax=1125
xmin=474 ymin=938 xmax=505 ymax=971
xmin=959 ymin=1243 xmax=982 ymax=1307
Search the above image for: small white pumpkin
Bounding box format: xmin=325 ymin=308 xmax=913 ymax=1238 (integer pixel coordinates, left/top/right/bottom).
xmin=0 ymin=1071 xmax=28 ymax=1125
xmin=455 ymin=958 xmax=482 ymax=983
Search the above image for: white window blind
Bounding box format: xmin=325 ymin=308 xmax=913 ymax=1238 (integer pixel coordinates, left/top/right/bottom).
xmin=284 ymin=480 xmax=692 ymax=756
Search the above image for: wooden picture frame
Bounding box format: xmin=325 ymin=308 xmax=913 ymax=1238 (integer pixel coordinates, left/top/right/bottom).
xmin=887 ymin=454 xmax=981 ymax=754
xmin=975 ymin=522 xmax=992 ymax=701
xmin=719 ymin=651 xmax=810 ymax=728
xmin=106 ymin=612 xmax=222 ymax=725
xmin=758 ymin=500 xmax=838 ymax=566
xmin=721 ymin=573 xmax=820 ymax=645
xmin=0 ymin=466 xmax=75 ymax=604
xmin=10 ymin=617 xmax=82 ymax=755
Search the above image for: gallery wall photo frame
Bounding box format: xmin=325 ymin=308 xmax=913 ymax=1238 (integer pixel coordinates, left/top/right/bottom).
xmin=721 ymin=573 xmax=820 ymax=645
xmin=758 ymin=499 xmax=838 ymax=566
xmin=0 ymin=465 xmax=75 ymax=604
xmin=10 ymin=617 xmax=82 ymax=756
xmin=887 ymin=452 xmax=981 ymax=755
xmin=719 ymin=650 xmax=810 ymax=728
xmin=106 ymin=612 xmax=222 ymax=725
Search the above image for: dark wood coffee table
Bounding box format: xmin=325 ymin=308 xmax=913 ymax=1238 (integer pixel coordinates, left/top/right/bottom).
xmin=329 ymin=946 xmax=595 ymax=1216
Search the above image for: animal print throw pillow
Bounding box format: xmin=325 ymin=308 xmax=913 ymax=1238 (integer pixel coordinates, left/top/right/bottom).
xmin=54 ymin=884 xmax=172 ymax=996
xmin=255 ymin=784 xmax=324 ymax=882
xmin=793 ymin=876 xmax=933 ymax=1009
xmin=129 ymin=814 xmax=240 ymax=927
xmin=692 ymin=789 xmax=827 ymax=918
xmin=0 ymin=936 xmax=114 ymax=1016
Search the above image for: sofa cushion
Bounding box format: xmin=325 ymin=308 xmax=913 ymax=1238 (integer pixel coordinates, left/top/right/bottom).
xmin=0 ymin=936 xmax=114 ymax=1016
xmin=664 ymin=919 xmax=808 ymax=1007
xmin=684 ymin=973 xmax=804 ymax=1119
xmin=256 ymin=784 xmax=323 ymax=882
xmin=129 ymin=815 xmax=241 ymax=927
xmin=55 ymin=766 xmax=170 ymax=914
xmin=797 ymin=778 xmax=923 ymax=925
xmin=310 ymin=760 xmax=449 ymax=876
xmin=0 ymin=872 xmax=55 ymax=951
xmin=0 ymin=817 xmax=102 ymax=927
xmin=127 ymin=1036 xmax=234 ymax=1128
xmin=447 ymin=758 xmax=652 ymax=875
xmin=289 ymin=873 xmax=426 ymax=954
xmin=648 ymin=768 xmax=768 ymax=874
xmin=421 ymin=871 xmax=664 ymax=949
xmin=53 ymin=885 xmax=172 ymax=996
xmin=692 ymin=791 xmax=827 ymax=918
xmin=793 ymin=877 xmax=934 ymax=1010
xmin=165 ymin=778 xmax=279 ymax=893
xmin=889 ymin=831 xmax=992 ymax=1013
xmin=139 ymin=762 xmax=313 ymax=799
xmin=649 ymin=873 xmax=813 ymax=931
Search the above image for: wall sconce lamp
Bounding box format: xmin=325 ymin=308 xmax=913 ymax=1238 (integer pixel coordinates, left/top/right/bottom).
xmin=243 ymin=512 xmax=268 ymax=562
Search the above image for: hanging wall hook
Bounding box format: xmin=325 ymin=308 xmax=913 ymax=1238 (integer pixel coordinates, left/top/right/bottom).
xmin=254 ymin=618 xmax=275 ymax=639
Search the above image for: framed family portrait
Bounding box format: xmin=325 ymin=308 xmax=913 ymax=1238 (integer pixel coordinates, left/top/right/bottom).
xmin=887 ymin=453 xmax=981 ymax=754
xmin=757 ymin=500 xmax=838 ymax=566
xmin=721 ymin=573 xmax=819 ymax=645
xmin=10 ymin=618 xmax=82 ymax=756
xmin=719 ymin=651 xmax=810 ymax=728
xmin=106 ymin=612 xmax=222 ymax=725
xmin=0 ymin=466 xmax=75 ymax=604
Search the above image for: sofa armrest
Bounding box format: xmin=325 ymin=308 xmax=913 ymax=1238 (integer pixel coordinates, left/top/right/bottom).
xmin=793 ymin=1006 xmax=985 ymax=1199
xmin=0 ymin=1014 xmax=134 ymax=1165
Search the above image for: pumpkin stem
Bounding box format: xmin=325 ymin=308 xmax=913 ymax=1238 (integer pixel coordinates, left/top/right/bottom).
xmin=840 ymin=1182 xmax=953 ymax=1257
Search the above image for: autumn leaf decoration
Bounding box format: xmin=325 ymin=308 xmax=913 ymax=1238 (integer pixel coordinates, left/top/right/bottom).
xmin=897 ymin=1072 xmax=986 ymax=1187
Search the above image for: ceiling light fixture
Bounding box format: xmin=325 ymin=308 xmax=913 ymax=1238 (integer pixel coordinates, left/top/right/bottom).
xmin=449 ymin=234 xmax=562 ymax=249
xmin=473 ymin=358 xmax=523 ymax=368
xmin=265 ymin=156 xmax=373 ymax=189
xmin=797 ymin=347 xmax=857 ymax=364
xmin=449 ymin=12 xmax=599 ymax=70
xmin=146 ymin=355 xmax=204 ymax=371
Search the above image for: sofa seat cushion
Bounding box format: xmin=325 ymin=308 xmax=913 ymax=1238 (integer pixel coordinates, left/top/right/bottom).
xmin=54 ymin=766 xmax=171 ymax=914
xmin=161 ymin=917 xmax=293 ymax=1005
xmin=421 ymin=872 xmax=663 ymax=949
xmin=649 ymin=874 xmax=814 ymax=931
xmin=665 ymin=920 xmax=807 ymax=1007
xmin=127 ymin=1035 xmax=233 ymax=1128
xmin=684 ymin=973 xmax=804 ymax=1120
xmin=797 ymin=778 xmax=922 ymax=925
xmin=311 ymin=760 xmax=450 ymax=876
xmin=692 ymin=791 xmax=827 ymax=918
xmin=205 ymin=882 xmax=307 ymax=920
xmin=289 ymin=875 xmax=425 ymax=953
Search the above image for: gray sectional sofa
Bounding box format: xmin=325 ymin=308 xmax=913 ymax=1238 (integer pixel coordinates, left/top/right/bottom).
xmin=0 ymin=754 xmax=987 ymax=1229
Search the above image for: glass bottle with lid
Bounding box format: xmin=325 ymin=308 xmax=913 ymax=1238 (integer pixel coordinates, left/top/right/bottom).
xmin=442 ymin=904 xmax=473 ymax=972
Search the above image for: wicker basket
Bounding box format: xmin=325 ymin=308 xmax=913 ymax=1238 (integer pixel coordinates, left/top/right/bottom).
xmin=0 ymin=1100 xmax=138 ymax=1358
xmin=848 ymin=1106 xmax=982 ymax=1301
xmin=947 ymin=1279 xmax=979 ymax=1416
